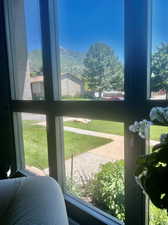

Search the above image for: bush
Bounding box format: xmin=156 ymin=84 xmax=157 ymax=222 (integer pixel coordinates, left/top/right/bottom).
xmin=64 ymin=177 xmax=83 ymax=198
xmin=90 ymin=160 xmax=125 ymax=221
xmin=88 ymin=160 xmax=168 ymax=224
xmin=150 ymin=203 xmax=168 ymax=225
xmin=65 ymin=160 xmax=168 ymax=224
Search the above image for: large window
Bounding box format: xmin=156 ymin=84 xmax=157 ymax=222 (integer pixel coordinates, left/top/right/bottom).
xmin=20 ymin=113 xmax=48 ymax=175
xmin=58 ymin=0 xmax=124 ymax=101
xmin=6 ymin=0 xmax=45 ymax=101
xmin=4 ymin=0 xmax=168 ymax=225
xmin=150 ymin=0 xmax=168 ymax=100
xmin=63 ymin=118 xmax=125 ymax=221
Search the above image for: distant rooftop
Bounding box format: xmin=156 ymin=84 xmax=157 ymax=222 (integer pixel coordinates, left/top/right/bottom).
xmin=30 ymin=73 xmax=82 ymax=83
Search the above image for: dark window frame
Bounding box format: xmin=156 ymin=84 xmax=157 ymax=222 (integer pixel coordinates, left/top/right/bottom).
xmin=2 ymin=0 xmax=166 ymax=224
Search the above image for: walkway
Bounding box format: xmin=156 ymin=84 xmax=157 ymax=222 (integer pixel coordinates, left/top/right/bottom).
xmin=30 ymin=121 xmax=159 ymax=183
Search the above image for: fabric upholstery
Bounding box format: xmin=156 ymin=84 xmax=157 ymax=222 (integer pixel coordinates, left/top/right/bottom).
xmin=0 ymin=176 xmax=69 ymax=225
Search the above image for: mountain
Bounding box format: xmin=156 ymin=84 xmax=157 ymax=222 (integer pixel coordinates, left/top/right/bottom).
xmin=29 ymin=50 xmax=43 ymax=74
xmin=29 ymin=47 xmax=85 ymax=78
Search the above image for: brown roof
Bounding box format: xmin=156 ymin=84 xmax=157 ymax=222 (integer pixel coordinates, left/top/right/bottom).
xmin=30 ymin=76 xmax=43 ymax=83
xmin=30 ymin=73 xmax=83 ymax=84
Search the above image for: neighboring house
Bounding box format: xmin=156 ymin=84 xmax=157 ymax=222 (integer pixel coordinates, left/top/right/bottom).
xmin=61 ymin=73 xmax=84 ymax=97
xmin=30 ymin=73 xmax=84 ymax=99
xmin=30 ymin=76 xmax=44 ymax=100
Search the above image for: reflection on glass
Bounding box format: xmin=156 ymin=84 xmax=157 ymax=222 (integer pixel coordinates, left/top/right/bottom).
xmin=63 ymin=117 xmax=125 ymax=222
xmin=10 ymin=0 xmax=44 ymax=100
xmin=58 ymin=0 xmax=124 ymax=101
xmin=21 ymin=113 xmax=48 ymax=175
xmin=24 ymin=0 xmax=44 ymax=100
xmin=149 ymin=125 xmax=168 ymax=225
xmin=150 ymin=0 xmax=168 ymax=100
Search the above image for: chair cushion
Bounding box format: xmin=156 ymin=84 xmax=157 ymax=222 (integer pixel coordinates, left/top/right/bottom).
xmin=0 ymin=176 xmax=69 ymax=225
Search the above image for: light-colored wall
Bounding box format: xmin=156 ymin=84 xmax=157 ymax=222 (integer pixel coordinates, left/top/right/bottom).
xmin=31 ymin=82 xmax=44 ymax=97
xmin=7 ymin=0 xmax=32 ymax=100
xmin=30 ymin=75 xmax=84 ymax=98
xmin=61 ymin=78 xmax=83 ymax=97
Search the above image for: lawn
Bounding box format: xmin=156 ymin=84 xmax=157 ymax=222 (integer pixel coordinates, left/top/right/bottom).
xmin=64 ymin=120 xmax=124 ymax=136
xmin=150 ymin=125 xmax=168 ymax=141
xmin=23 ymin=121 xmax=112 ymax=169
xmin=22 ymin=120 xmax=168 ymax=170
xmin=64 ymin=120 xmax=168 ymax=141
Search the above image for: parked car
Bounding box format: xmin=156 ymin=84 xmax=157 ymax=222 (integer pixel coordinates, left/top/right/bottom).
xmin=102 ymin=96 xmax=124 ymax=101
xmin=101 ymin=91 xmax=124 ymax=101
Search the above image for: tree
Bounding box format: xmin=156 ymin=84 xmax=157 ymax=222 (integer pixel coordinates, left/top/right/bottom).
xmin=83 ymin=43 xmax=123 ymax=98
xmin=151 ymin=43 xmax=168 ymax=99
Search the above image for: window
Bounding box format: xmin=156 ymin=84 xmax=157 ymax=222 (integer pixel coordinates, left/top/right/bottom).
xmin=4 ymin=0 xmax=167 ymax=225
xmin=20 ymin=113 xmax=48 ymax=175
xmin=150 ymin=0 xmax=168 ymax=100
xmin=5 ymin=0 xmax=45 ymax=101
xmin=58 ymin=0 xmax=124 ymax=101
xmin=63 ymin=117 xmax=125 ymax=222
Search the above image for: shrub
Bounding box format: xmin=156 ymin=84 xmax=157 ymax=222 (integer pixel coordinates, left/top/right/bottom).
xmin=90 ymin=160 xmax=125 ymax=221
xmin=150 ymin=203 xmax=168 ymax=225
xmin=88 ymin=160 xmax=168 ymax=224
xmin=64 ymin=177 xmax=83 ymax=198
xmin=65 ymin=161 xmax=168 ymax=224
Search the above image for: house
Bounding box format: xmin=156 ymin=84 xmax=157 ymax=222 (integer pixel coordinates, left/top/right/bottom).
xmin=30 ymin=73 xmax=84 ymax=99
xmin=30 ymin=76 xmax=44 ymax=99
xmin=61 ymin=73 xmax=84 ymax=97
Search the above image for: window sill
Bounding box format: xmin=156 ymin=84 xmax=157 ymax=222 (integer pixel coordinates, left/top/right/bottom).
xmin=64 ymin=194 xmax=124 ymax=225
xmin=14 ymin=170 xmax=123 ymax=225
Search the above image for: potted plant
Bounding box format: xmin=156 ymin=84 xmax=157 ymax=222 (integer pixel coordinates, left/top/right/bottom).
xmin=129 ymin=107 xmax=168 ymax=212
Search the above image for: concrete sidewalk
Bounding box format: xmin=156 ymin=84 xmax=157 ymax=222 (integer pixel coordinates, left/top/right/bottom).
xmin=31 ymin=122 xmax=159 ymax=183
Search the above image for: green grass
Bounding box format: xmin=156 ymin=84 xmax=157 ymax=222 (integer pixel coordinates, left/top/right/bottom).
xmin=64 ymin=132 xmax=111 ymax=160
xmin=23 ymin=121 xmax=48 ymax=169
xmin=64 ymin=120 xmax=124 ymax=136
xmin=150 ymin=125 xmax=168 ymax=141
xmin=23 ymin=121 xmax=111 ymax=169
xmin=23 ymin=120 xmax=168 ymax=170
xmin=64 ymin=120 xmax=168 ymax=141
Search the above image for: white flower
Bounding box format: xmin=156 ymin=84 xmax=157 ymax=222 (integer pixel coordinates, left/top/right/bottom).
xmin=139 ymin=120 xmax=151 ymax=139
xmin=163 ymin=107 xmax=168 ymax=122
xmin=129 ymin=120 xmax=152 ymax=139
xmin=150 ymin=107 xmax=165 ymax=123
xmin=129 ymin=121 xmax=139 ymax=133
xmin=160 ymin=133 xmax=168 ymax=143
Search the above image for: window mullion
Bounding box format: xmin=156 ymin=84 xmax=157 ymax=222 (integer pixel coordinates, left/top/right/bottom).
xmin=124 ymin=1 xmax=148 ymax=104
xmin=124 ymin=0 xmax=149 ymax=225
xmin=4 ymin=0 xmax=29 ymax=172
xmin=39 ymin=0 xmax=65 ymax=186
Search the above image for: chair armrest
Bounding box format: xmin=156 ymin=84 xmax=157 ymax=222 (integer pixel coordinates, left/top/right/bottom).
xmin=0 ymin=176 xmax=69 ymax=225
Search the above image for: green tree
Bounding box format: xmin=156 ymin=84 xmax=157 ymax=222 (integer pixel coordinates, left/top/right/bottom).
xmin=151 ymin=43 xmax=168 ymax=99
xmin=83 ymin=43 xmax=123 ymax=98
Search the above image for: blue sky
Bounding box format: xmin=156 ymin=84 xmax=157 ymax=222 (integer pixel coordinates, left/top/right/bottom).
xmin=24 ymin=0 xmax=168 ymax=60
xmin=152 ymin=0 xmax=168 ymax=51
xmin=58 ymin=0 xmax=123 ymax=59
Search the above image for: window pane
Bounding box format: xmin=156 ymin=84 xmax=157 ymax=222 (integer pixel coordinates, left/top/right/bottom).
xmin=9 ymin=0 xmax=44 ymax=100
xmin=21 ymin=113 xmax=48 ymax=175
xmin=150 ymin=0 xmax=168 ymax=100
xmin=63 ymin=117 xmax=125 ymax=222
xmin=58 ymin=0 xmax=124 ymax=101
xmin=149 ymin=125 xmax=168 ymax=225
